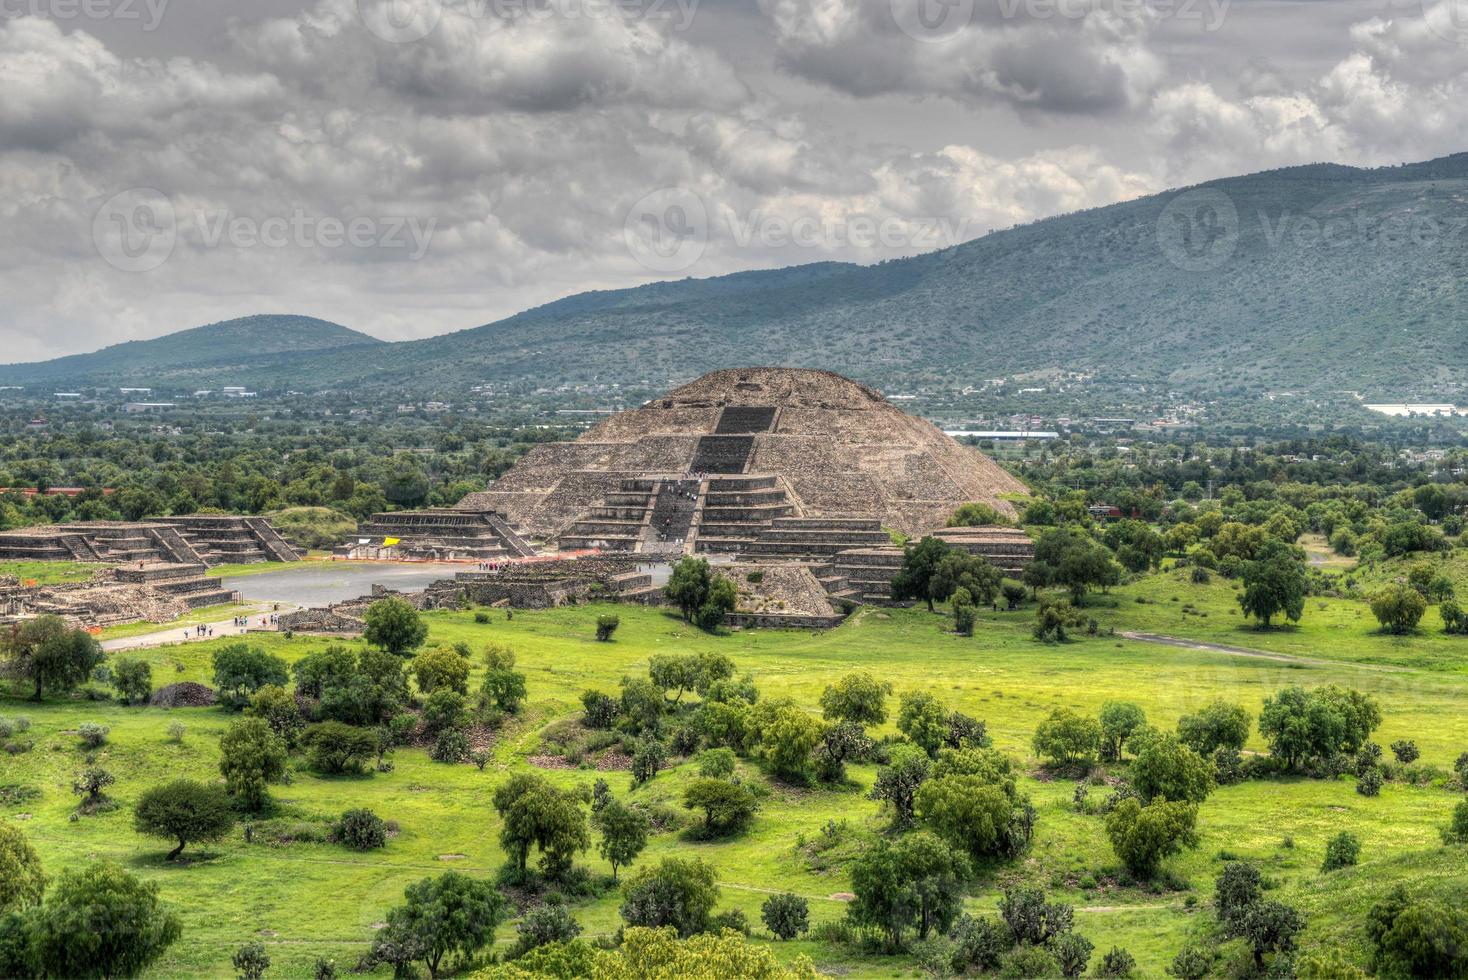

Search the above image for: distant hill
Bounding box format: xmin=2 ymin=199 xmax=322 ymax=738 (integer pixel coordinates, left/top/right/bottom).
xmin=0 ymin=315 xmax=382 ymax=387
xmin=8 ymin=153 xmax=1468 ymax=402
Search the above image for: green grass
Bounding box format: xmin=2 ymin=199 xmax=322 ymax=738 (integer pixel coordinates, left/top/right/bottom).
xmin=3 ymin=603 xmax=1465 ymax=977
xmin=99 ymin=603 xmax=261 ymax=641
xmin=0 ymin=559 xmax=109 ymax=585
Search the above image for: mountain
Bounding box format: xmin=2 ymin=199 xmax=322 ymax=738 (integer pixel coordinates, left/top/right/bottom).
xmin=7 ymin=154 xmax=1468 ymax=402
xmin=0 ymin=315 xmax=382 ymax=386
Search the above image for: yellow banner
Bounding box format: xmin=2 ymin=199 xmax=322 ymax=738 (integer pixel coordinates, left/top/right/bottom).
xmin=383 ymin=537 xmax=400 ymax=547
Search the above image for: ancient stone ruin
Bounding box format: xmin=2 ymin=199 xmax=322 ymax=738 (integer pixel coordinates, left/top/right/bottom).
xmin=0 ymin=515 xmax=301 ymax=566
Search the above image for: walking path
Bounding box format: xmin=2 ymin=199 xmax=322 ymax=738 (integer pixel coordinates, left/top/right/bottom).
xmin=1119 ymin=631 xmax=1411 ymax=672
xmin=101 ymin=605 xmax=297 ymax=652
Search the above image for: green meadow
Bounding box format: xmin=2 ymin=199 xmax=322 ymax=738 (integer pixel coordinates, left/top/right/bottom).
xmin=3 ymin=598 xmax=1466 ymax=978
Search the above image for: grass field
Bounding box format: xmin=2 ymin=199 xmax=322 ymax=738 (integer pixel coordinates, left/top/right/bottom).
xmin=0 ymin=559 xmax=109 ymax=585
xmin=3 ymin=602 xmax=1466 ymax=978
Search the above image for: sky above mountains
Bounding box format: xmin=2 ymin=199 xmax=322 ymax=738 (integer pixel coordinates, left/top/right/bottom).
xmin=3 ymin=0 xmax=1467 ymax=361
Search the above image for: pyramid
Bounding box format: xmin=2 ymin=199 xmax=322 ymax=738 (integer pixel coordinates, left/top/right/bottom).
xmin=456 ymin=368 xmax=1028 ymax=551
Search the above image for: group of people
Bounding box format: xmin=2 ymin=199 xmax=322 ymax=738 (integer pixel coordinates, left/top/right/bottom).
xmin=182 ymin=623 xmax=217 ymax=641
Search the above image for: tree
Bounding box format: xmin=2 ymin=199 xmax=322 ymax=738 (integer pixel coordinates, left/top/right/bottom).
xmin=0 ymin=821 xmax=44 ymax=912
xmin=1051 ymin=931 xmax=1095 ymax=978
xmin=581 ymin=690 xmax=618 ymax=729
xmin=73 ymin=766 xmax=115 ymax=809
xmin=1129 ymin=732 xmax=1215 ymax=805
xmin=595 ymin=615 xmax=620 ymax=642
xmin=897 ymin=691 xmax=949 ymax=757
xmin=891 ymin=536 xmax=953 ymax=611
xmin=1032 ymin=708 xmax=1101 ymax=770
xmin=363 ymin=596 xmax=428 ymax=655
xmin=619 ymin=677 xmax=665 ymax=735
xmin=1443 ymin=799 xmax=1468 ymax=845
xmin=1176 ymin=699 xmax=1251 ymax=756
xmin=929 ymin=552 xmax=1003 ymax=608
xmin=133 ymin=780 xmax=235 ymax=860
xmin=1368 ymin=886 xmax=1468 ymax=978
xmin=337 ymin=808 xmax=388 ymax=850
xmin=762 ymin=893 xmax=809 ymax=940
xmin=302 ymin=721 xmax=379 ymax=774
xmin=870 ymin=743 xmax=931 ymax=829
xmin=619 ymin=857 xmax=719 ymax=937
xmin=1033 ymin=528 xmax=1121 ymax=604
xmin=1238 ymin=542 xmax=1307 ymax=626
xmin=423 ymin=689 xmax=468 ymax=735
xmin=1095 ymin=946 xmax=1136 ymax=978
xmin=1370 ymin=584 xmax=1427 ymax=634
xmin=480 ymin=645 xmax=527 ymax=714
xmin=648 ymin=652 xmax=734 ymax=705
xmin=596 ymin=799 xmax=649 ymax=882
xmin=1098 ymin=701 xmax=1146 ymax=761
xmin=29 ymin=861 xmax=181 ymax=979
xmin=219 ymin=717 xmax=286 ymax=812
xmin=291 ymin=644 xmax=357 ymax=698
xmin=819 ymin=672 xmax=891 ymax=727
xmin=1391 ymin=738 xmax=1419 ymax=764
xmin=3 ymin=616 xmax=104 ymax=701
xmin=1259 ymin=684 xmax=1380 ymax=770
xmin=370 ymin=872 xmax=506 ymax=980
xmin=507 ymin=903 xmax=581 ymax=959
xmin=1033 ymin=597 xmax=1088 ymax=642
xmin=663 ymin=558 xmax=736 ymax=629
xmin=250 ymin=684 xmax=304 ymax=747
xmin=492 ymin=773 xmax=589 ymax=880
xmin=412 ymin=645 xmax=471 ymax=695
xmin=1104 ymin=798 xmax=1198 ymax=879
xmin=682 ymin=779 xmax=757 ymax=836
xmin=320 ymin=648 xmax=409 ymax=726
xmin=846 ymin=833 xmax=968 ymax=951
xmin=1239 ymin=900 xmax=1304 ymax=971
xmin=233 ymin=942 xmax=270 ymax=980
xmin=758 ymin=705 xmax=824 ymax=783
xmin=948 ymin=502 xmax=1010 ymax=527
xmin=212 ymin=643 xmax=288 ymax=710
xmin=1321 ymin=831 xmax=1360 ymax=871
xmin=111 ymin=657 xmax=152 ymax=705
xmin=916 ymin=774 xmax=1032 ymax=862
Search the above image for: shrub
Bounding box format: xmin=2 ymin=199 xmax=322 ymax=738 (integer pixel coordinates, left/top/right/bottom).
xmin=480 ymin=645 xmax=527 ymax=714
xmin=1168 ymin=945 xmax=1213 ymax=980
xmin=219 ymin=717 xmax=286 ymax=812
xmin=233 ymin=941 xmax=270 ymax=979
xmin=1095 ymin=945 xmax=1136 ymax=978
xmin=950 ymin=915 xmax=1010 ymax=972
xmin=1050 ymin=930 xmax=1093 ymax=977
xmin=999 ymin=886 xmax=1072 ymax=945
xmin=581 ymin=690 xmax=618 ymax=729
xmin=953 ymin=604 xmax=977 ymax=636
xmin=432 ymin=727 xmax=470 ymax=764
xmin=411 ymin=645 xmax=471 ymax=696
xmin=251 ymin=684 xmax=305 ymax=747
xmin=697 ymin=747 xmax=737 ymax=780
xmin=1032 ymin=708 xmax=1101 ymax=770
xmin=1370 ymin=584 xmax=1427 ymax=634
xmin=761 ymin=893 xmax=809 ymax=940
xmin=303 ymin=721 xmax=378 ymax=774
xmin=362 ymin=596 xmax=428 ymax=655
xmin=999 ymin=946 xmax=1061 ymax=979
xmin=631 ymin=740 xmax=665 ymax=787
xmin=337 ymin=808 xmax=388 ymax=850
xmin=77 ymin=722 xmax=109 ymax=748
xmin=1322 ymin=831 xmax=1360 ymax=871
xmin=1357 ymin=766 xmax=1383 ymax=796
xmin=423 ymin=689 xmax=468 ymax=735
xmin=595 ymin=615 xmax=620 ymax=642
xmin=1368 ymin=886 xmax=1468 ymax=978
xmin=1105 ymin=798 xmax=1198 ymax=879
xmin=27 ymin=862 xmax=181 ymax=978
xmin=72 ymin=766 xmax=115 ymax=808
xmin=1390 ymin=739 xmax=1420 ymax=764
xmin=682 ymin=778 xmax=757 ymax=836
xmin=619 ymin=857 xmax=719 ymax=937
xmin=1442 ymin=799 xmax=1468 ymax=844
xmin=474 ymin=610 xmax=491 ymax=624
xmin=508 ymin=903 xmax=581 ymax=959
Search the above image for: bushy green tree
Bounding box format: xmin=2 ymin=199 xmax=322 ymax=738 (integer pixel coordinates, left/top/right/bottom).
xmin=1176 ymin=699 xmax=1251 ymax=756
xmin=250 ymin=683 xmax=304 ymax=747
xmin=133 ymin=780 xmax=235 ymax=860
xmin=897 ymin=691 xmax=949 ymax=757
xmin=212 ymin=643 xmax=288 ymax=710
xmin=2 ymin=616 xmax=105 ymax=702
xmin=370 ymin=872 xmax=506 ymax=979
xmin=1129 ymin=731 xmax=1215 ymax=805
xmin=302 ymin=721 xmax=379 ymax=774
xmin=846 ymin=832 xmax=969 ymax=951
xmin=820 ymin=672 xmax=891 ymax=727
xmin=412 ymin=645 xmax=471 ymax=695
xmin=619 ymin=857 xmax=719 ymax=938
xmin=870 ymin=743 xmax=932 ymax=829
xmin=492 ymin=773 xmax=589 ymax=880
xmin=363 ymin=596 xmax=428 ymax=655
xmin=1104 ymin=798 xmax=1198 ymax=879
xmin=28 ymin=861 xmax=182 ymax=979
xmin=480 ymin=645 xmax=527 ymax=714
xmin=0 ymin=821 xmax=45 ymax=912
xmin=110 ymin=657 xmax=152 ymax=706
xmin=1238 ymin=541 xmax=1307 ymax=626
xmin=682 ymin=779 xmax=757 ymax=836
xmin=596 ymin=799 xmax=649 ymax=882
xmin=219 ymin=717 xmax=286 ymax=811
xmin=1370 ymin=583 xmax=1428 ymax=634
xmin=762 ymin=893 xmax=809 ymax=940
xmin=1367 ymin=886 xmax=1468 ymax=978
xmin=891 ymin=537 xmax=953 ymax=611
xmin=1032 ymin=708 xmax=1102 ymax=770
xmin=1259 ymin=684 xmax=1381 ymax=770
xmin=1098 ymin=701 xmax=1146 ymax=761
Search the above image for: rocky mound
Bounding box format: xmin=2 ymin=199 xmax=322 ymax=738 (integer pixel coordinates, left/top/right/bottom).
xmin=150 ymin=682 xmax=217 ymax=708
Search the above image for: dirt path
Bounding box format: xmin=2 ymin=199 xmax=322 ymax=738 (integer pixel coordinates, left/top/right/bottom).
xmin=101 ymin=604 xmax=297 ymax=652
xmin=1120 ymin=631 xmax=1410 ymax=673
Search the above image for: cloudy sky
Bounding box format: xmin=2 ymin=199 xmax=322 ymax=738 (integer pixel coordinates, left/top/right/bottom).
xmin=1 ymin=0 xmax=1466 ymax=359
